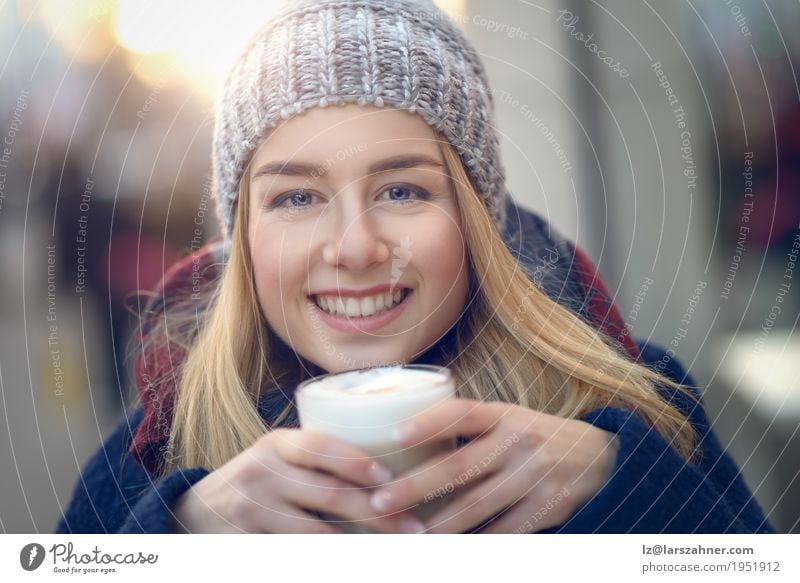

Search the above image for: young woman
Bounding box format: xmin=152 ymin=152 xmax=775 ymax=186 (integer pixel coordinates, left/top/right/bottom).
xmin=57 ymin=0 xmax=773 ymax=534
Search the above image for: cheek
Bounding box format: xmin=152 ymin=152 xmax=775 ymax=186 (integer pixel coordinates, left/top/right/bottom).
xmin=412 ymin=212 xmax=467 ymax=289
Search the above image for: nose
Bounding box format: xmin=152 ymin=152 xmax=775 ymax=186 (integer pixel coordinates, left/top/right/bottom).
xmin=321 ymin=207 xmax=390 ymax=270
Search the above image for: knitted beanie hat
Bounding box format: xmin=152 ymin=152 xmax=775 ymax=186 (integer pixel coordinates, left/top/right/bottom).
xmin=212 ymin=0 xmax=508 ymax=243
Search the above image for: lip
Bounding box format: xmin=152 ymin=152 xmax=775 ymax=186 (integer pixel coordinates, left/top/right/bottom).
xmin=309 ymin=289 xmax=412 ymax=333
xmin=309 ymin=283 xmax=410 ymax=299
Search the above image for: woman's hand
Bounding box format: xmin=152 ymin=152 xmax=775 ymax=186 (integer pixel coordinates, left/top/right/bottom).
xmin=367 ymin=399 xmax=619 ymax=533
xmin=170 ymin=428 xmax=426 ymax=533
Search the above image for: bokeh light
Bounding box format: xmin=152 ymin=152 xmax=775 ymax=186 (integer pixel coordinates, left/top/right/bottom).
xmin=36 ymin=0 xmax=467 ymax=98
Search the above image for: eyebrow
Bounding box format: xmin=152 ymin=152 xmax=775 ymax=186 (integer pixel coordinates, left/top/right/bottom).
xmin=250 ymin=153 xmax=445 ymax=180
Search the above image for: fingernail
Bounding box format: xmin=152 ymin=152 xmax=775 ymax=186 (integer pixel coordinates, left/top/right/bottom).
xmin=370 ymin=490 xmax=394 ymax=513
xmin=399 ymin=516 xmax=426 ymax=534
xmin=368 ymin=462 xmax=393 ymax=485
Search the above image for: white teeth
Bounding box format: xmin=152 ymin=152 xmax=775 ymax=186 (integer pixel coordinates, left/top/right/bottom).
xmin=313 ymin=289 xmax=408 ymax=317
xmin=345 ymin=297 xmax=360 ymax=317
xmin=360 ymin=296 xmax=376 ymax=316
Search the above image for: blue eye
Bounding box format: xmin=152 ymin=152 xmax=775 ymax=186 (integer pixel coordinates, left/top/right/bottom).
xmin=268 ymin=184 xmax=430 ymax=212
xmin=271 ymin=190 xmax=316 ymax=210
xmin=380 ymin=185 xmax=430 ymax=204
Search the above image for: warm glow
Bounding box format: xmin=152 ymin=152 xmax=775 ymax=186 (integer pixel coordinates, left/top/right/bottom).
xmin=39 ymin=0 xmax=114 ymax=63
xmin=112 ymin=0 xmax=284 ymax=97
xmin=39 ymin=0 xmax=470 ymax=99
xmin=113 ymin=0 xmax=183 ymax=54
xmin=434 ymin=0 xmax=468 ymax=24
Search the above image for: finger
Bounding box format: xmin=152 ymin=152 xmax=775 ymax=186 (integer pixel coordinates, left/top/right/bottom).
xmin=252 ymin=502 xmax=346 ymax=534
xmin=477 ymin=493 xmax=569 ymax=533
xmin=423 ymin=471 xmax=527 ymax=534
xmin=469 ymin=508 xmax=512 ymax=533
xmin=477 ymin=507 xmax=550 ymax=534
xmin=268 ymin=429 xmax=394 ymax=487
xmin=284 ymin=466 xmax=426 ymax=534
xmin=393 ymin=399 xmax=509 ymax=447
xmin=369 ymin=432 xmax=510 ymax=514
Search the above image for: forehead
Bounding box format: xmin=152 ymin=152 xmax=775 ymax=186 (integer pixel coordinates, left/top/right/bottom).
xmin=249 ymin=104 xmax=444 ymax=170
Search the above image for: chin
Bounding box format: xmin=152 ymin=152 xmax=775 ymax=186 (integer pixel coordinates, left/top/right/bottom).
xmin=313 ymin=348 xmax=410 ymax=372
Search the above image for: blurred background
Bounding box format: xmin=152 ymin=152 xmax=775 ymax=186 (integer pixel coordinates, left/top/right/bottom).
xmin=0 ymin=0 xmax=797 ymax=533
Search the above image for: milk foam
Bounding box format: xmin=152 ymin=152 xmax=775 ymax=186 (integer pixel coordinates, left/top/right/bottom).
xmin=299 ymin=366 xmax=447 ymax=398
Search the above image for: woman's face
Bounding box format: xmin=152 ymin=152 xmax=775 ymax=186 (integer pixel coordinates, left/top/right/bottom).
xmin=247 ymin=104 xmax=469 ymax=373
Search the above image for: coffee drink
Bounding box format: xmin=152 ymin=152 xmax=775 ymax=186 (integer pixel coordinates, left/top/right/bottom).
xmin=296 ymin=365 xmax=456 ymax=532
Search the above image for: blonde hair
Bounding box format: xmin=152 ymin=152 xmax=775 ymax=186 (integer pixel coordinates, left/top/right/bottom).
xmin=148 ymin=141 xmax=698 ymax=475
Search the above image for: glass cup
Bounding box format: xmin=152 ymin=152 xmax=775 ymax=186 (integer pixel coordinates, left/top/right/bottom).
xmin=295 ymin=364 xmax=456 ymax=533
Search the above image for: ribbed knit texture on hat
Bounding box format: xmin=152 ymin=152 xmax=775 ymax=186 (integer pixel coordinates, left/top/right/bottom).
xmin=212 ymin=0 xmax=507 ymax=242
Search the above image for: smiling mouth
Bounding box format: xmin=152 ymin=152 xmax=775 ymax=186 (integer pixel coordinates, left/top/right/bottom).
xmin=310 ymin=289 xmax=411 ymax=318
